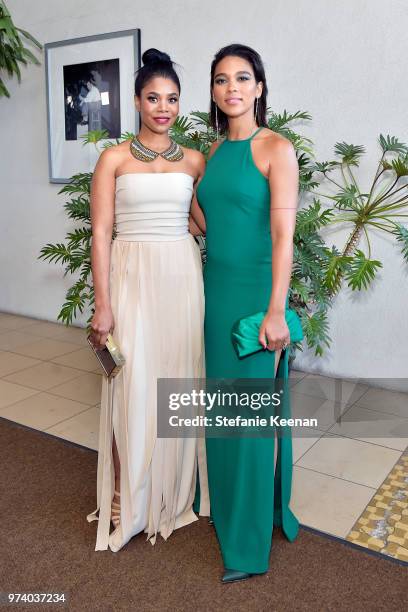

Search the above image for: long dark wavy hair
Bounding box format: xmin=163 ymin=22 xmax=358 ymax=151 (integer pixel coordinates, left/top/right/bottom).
xmin=210 ymin=44 xmax=268 ymax=136
xmin=135 ymin=48 xmax=181 ymax=96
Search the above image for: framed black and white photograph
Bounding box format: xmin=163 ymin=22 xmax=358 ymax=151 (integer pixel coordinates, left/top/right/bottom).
xmin=45 ymin=29 xmax=141 ymax=183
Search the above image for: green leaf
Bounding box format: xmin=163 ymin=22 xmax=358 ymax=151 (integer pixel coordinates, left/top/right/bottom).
xmin=295 ymin=200 xmax=335 ymax=234
xmin=379 ymin=134 xmax=408 ymax=154
xmin=392 ymin=223 xmax=408 ymax=262
xmin=391 ymin=155 xmax=408 ymax=178
xmin=15 ymin=27 xmax=42 ymax=49
xmin=80 ymin=129 xmax=109 ymax=145
xmin=301 ymin=310 xmax=332 ymax=357
xmin=334 ymin=142 xmax=365 ymax=166
xmin=345 ymin=250 xmax=382 ymax=290
xmin=333 ymin=184 xmax=361 ymax=210
xmin=324 ymin=248 xmax=353 ymax=293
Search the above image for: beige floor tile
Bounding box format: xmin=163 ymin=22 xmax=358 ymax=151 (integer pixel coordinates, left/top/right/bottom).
xmin=23 ymin=320 xmax=87 ymax=344
xmin=292 ymin=428 xmax=325 ymax=463
xmin=52 ymin=347 xmax=99 ymax=372
xmin=292 ymin=374 xmax=368 ymax=405
xmin=354 ymin=387 xmax=408 ymax=419
xmin=290 ymin=391 xmax=350 ymax=431
xmin=0 ymin=313 xmax=40 ymax=330
xmin=49 ymin=372 xmax=102 ymax=405
xmin=289 ymin=368 xmax=308 ymax=387
xmin=0 ymin=380 xmax=39 ymax=409
xmin=0 ymin=330 xmax=40 ymax=351
xmin=3 ymin=362 xmax=83 ymax=391
xmin=46 ymin=406 xmax=100 ymax=450
xmin=0 ymin=392 xmax=90 ymax=430
xmin=12 ymin=338 xmax=81 ymax=360
xmin=19 ymin=320 xmax=70 ymax=336
xmin=328 ymin=404 xmax=408 ymax=452
xmin=0 ymin=351 xmax=41 ymax=377
xmin=296 ymin=433 xmax=401 ymax=488
xmin=291 ymin=466 xmax=376 ymax=538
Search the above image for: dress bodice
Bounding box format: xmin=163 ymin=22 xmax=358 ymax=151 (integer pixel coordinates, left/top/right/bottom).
xmin=114 ymin=172 xmax=194 ymax=241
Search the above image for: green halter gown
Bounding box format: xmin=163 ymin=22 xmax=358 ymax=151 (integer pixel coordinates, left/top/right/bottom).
xmin=196 ymin=127 xmax=299 ymax=574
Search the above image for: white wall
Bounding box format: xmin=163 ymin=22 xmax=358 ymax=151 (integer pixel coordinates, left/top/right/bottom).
xmin=1 ymin=0 xmax=408 ymax=381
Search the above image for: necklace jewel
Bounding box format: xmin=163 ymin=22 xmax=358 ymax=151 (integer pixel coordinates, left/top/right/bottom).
xmin=130 ymin=135 xmax=184 ymax=162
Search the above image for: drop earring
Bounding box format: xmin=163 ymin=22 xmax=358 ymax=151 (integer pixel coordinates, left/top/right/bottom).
xmin=255 ymin=97 xmax=259 ymax=124
xmin=214 ymin=102 xmax=219 ymax=140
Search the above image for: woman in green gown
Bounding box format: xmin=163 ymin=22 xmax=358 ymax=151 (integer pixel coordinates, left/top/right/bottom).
xmin=192 ymin=44 xmax=300 ymax=582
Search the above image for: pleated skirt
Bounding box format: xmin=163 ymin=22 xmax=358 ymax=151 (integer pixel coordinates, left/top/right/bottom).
xmin=87 ymin=234 xmax=210 ymax=551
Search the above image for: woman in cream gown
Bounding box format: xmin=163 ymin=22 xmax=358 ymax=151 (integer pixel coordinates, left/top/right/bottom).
xmin=87 ymin=49 xmax=209 ymax=552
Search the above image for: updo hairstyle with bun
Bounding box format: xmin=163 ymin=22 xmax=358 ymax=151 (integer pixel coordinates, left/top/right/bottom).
xmin=134 ymin=48 xmax=181 ymax=96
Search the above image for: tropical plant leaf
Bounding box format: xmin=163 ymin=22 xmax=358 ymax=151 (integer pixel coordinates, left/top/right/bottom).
xmin=295 ymin=200 xmax=335 ymax=234
xmin=301 ymin=310 xmax=331 ymax=357
xmin=391 ymin=155 xmax=408 ymax=178
xmin=379 ymin=134 xmax=408 ymax=154
xmin=80 ymin=129 xmax=109 ymax=145
xmin=268 ymin=109 xmax=312 ymax=131
xmin=344 ymin=250 xmax=382 ymax=290
xmin=324 ymin=248 xmax=353 ymax=293
xmin=333 ymin=184 xmax=361 ymax=210
xmin=392 ymin=223 xmax=408 ymax=262
xmin=334 ymin=142 xmax=365 ymax=166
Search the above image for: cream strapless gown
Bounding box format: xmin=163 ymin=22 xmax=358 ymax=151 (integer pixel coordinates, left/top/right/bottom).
xmin=87 ymin=172 xmax=210 ymax=551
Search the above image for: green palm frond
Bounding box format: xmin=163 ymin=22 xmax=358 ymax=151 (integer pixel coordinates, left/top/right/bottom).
xmin=39 ymin=243 xmax=72 ymax=266
xmin=190 ymin=111 xmax=211 ymax=128
xmin=392 ymin=224 xmax=408 ymax=262
xmin=0 ymin=1 xmax=42 ymax=97
xmin=66 ymin=227 xmax=92 ymax=246
xmin=59 ymin=173 xmax=93 ymax=196
xmin=379 ymin=134 xmax=408 ymax=154
xmin=301 ymin=310 xmax=331 ymax=357
xmin=64 ymin=196 xmax=90 ymax=221
xmin=324 ymin=248 xmax=353 ymax=293
xmin=333 ymin=184 xmax=361 ymax=210
xmin=311 ymin=161 xmax=339 ymax=174
xmin=170 ymin=115 xmax=194 ymax=136
xmin=391 ymin=155 xmax=408 ymax=177
xmin=80 ymin=129 xmax=109 ymax=145
xmin=295 ymin=200 xmax=335 ymax=234
xmin=344 ymin=250 xmax=382 ymax=290
xmin=268 ymin=109 xmax=312 ymax=131
xmin=334 ymin=142 xmax=365 ymax=166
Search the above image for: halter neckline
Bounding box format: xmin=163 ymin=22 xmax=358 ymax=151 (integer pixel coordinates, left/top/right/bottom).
xmin=225 ymin=126 xmax=263 ymax=143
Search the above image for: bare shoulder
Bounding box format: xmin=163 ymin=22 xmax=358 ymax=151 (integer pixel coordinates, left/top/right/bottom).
xmin=182 ymin=146 xmax=205 ymax=165
xmin=257 ymin=128 xmax=296 ymax=160
xmin=96 ymin=140 xmax=129 ymax=171
xmin=181 ymin=146 xmax=205 ymax=177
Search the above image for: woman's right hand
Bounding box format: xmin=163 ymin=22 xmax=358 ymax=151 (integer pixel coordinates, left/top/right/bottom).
xmin=90 ymin=306 xmax=114 ymax=349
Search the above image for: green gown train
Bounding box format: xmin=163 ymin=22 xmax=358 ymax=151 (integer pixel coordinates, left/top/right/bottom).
xmin=196 ymin=127 xmax=299 ymax=574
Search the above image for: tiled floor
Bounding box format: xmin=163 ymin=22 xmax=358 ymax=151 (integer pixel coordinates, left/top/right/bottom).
xmin=1 ymin=311 xmax=407 ymax=543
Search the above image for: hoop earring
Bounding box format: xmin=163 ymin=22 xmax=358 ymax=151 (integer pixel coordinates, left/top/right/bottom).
xmin=214 ymin=103 xmax=219 ymax=140
xmin=255 ymin=97 xmax=259 ymax=124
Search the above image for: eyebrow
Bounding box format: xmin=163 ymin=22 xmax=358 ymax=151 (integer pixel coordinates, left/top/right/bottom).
xmin=214 ymin=71 xmax=252 ymax=78
xmin=146 ymin=91 xmax=179 ymax=96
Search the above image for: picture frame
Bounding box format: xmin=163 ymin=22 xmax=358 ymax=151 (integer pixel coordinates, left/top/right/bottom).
xmin=45 ymin=28 xmax=141 ymax=183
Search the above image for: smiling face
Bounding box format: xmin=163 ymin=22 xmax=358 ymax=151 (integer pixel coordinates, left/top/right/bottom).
xmin=135 ymin=76 xmax=180 ymax=134
xmin=212 ymin=55 xmax=263 ymax=120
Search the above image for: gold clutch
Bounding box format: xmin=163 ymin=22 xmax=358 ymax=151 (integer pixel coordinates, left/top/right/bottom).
xmin=87 ymin=333 xmax=125 ymax=379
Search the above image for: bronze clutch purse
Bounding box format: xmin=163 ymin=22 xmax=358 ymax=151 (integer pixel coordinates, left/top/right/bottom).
xmin=87 ymin=332 xmax=125 ymax=379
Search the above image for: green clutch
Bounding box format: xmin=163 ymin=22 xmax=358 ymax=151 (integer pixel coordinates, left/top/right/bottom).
xmin=231 ymin=308 xmax=303 ymax=358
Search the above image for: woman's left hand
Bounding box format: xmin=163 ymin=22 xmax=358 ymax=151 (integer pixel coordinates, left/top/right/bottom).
xmin=259 ymin=311 xmax=290 ymax=351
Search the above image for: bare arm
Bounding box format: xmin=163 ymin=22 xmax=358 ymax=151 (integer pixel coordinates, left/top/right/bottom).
xmin=259 ymin=138 xmax=299 ymax=350
xmin=189 ymin=149 xmax=207 ymax=235
xmin=90 ymin=148 xmax=117 ymax=347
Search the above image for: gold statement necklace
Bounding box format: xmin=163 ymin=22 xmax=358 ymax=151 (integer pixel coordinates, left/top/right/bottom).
xmin=130 ymin=134 xmax=184 ymax=162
